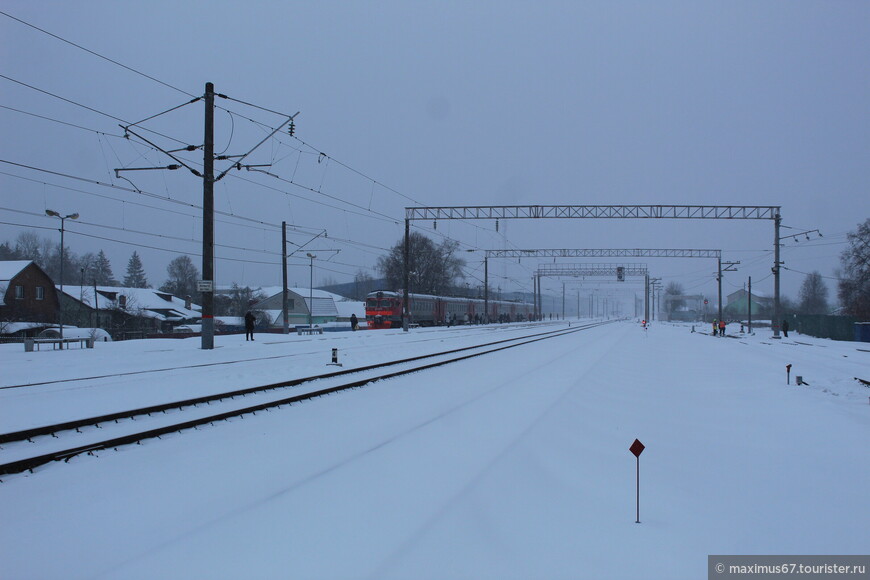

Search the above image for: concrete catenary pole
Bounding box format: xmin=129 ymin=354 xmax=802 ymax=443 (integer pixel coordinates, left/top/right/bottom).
xmin=748 ymin=276 xmax=753 ymax=334
xmin=402 ymin=218 xmax=410 ymax=331
xmin=201 ymin=82 xmax=215 ymax=350
xmin=717 ymin=257 xmax=723 ymax=324
xmin=484 ymin=256 xmax=489 ymax=323
xmin=773 ymin=212 xmax=782 ymax=338
xmin=282 ymin=221 xmax=289 ymax=334
xmin=644 ymin=274 xmax=650 ymax=322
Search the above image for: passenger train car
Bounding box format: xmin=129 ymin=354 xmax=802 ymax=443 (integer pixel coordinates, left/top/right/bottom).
xmin=365 ymin=290 xmax=534 ymax=329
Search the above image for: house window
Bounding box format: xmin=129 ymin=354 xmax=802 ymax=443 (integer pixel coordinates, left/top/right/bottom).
xmin=36 ymin=286 xmax=45 ymax=300
xmin=15 ymin=285 xmax=24 ymax=300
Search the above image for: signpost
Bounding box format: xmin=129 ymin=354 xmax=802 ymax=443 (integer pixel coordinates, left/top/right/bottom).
xmin=630 ymin=439 xmax=645 ymax=523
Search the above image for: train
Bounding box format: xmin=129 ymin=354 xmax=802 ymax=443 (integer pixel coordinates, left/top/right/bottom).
xmin=365 ymin=290 xmax=535 ymax=329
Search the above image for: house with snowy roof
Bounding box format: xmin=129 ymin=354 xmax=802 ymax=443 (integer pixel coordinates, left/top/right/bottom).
xmin=0 ymin=261 xmax=59 ymax=332
xmin=250 ymin=286 xmax=350 ymax=328
xmin=59 ymin=285 xmax=202 ymax=337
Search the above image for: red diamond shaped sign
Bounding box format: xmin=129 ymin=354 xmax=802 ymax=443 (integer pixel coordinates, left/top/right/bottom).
xmin=630 ymin=439 xmax=645 ymax=457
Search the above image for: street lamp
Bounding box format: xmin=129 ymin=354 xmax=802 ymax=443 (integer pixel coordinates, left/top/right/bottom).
xmin=45 ymin=209 xmax=79 ymax=343
xmin=306 ymin=253 xmax=316 ymax=329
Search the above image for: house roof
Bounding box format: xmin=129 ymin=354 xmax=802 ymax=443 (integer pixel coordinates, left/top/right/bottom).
xmin=59 ymin=285 xmax=202 ymax=322
xmin=257 ymin=286 xmax=349 ymax=302
xmin=335 ymin=301 xmax=365 ymax=318
xmin=0 ymin=261 xmax=38 ymax=306
xmin=727 ymin=288 xmax=769 ymax=300
xmin=253 ymin=287 xmax=343 ymax=318
xmin=0 ymin=260 xmax=33 ymax=283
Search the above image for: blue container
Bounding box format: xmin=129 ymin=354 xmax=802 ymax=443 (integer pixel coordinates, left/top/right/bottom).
xmin=855 ymin=322 xmax=870 ymax=343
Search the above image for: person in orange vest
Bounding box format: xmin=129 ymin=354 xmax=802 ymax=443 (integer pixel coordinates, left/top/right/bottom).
xmin=718 ymin=319 xmax=726 ymax=337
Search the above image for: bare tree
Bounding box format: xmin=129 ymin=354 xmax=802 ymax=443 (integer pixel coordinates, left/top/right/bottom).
xmin=664 ymin=281 xmax=686 ymax=312
xmin=352 ymin=269 xmax=376 ymax=300
xmin=838 ymin=218 xmax=870 ymax=318
xmin=377 ymin=232 xmax=465 ymax=295
xmin=160 ymin=255 xmax=200 ymax=299
xmin=798 ymin=271 xmax=829 ymax=315
xmin=224 ymin=284 xmax=266 ymax=317
xmin=14 ymin=231 xmax=42 ymax=262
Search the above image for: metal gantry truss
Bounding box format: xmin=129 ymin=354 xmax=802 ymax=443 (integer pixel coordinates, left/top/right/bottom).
xmin=537 ymin=263 xmax=649 ymax=277
xmin=403 ymin=205 xmax=783 ymax=336
xmin=535 ymin=263 xmax=650 ymax=320
xmin=482 ymin=248 xmax=735 ymax=323
xmin=486 ymin=248 xmax=721 ymax=259
xmin=483 ymin=249 xmax=721 ymax=321
xmin=407 ymin=205 xmax=779 ymax=221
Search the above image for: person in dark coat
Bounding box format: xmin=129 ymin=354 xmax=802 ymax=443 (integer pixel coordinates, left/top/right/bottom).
xmin=244 ymin=311 xmax=256 ymax=341
xmin=350 ymin=313 xmax=358 ymax=331
xmin=782 ymin=319 xmax=789 ymax=337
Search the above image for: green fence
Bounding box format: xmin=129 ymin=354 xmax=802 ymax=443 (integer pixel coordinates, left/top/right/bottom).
xmin=788 ymin=314 xmax=858 ymax=342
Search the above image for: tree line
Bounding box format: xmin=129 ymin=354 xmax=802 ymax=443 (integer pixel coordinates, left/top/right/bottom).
xmin=1 ymin=231 xmax=150 ymax=288
xmin=656 ymin=218 xmax=869 ymax=319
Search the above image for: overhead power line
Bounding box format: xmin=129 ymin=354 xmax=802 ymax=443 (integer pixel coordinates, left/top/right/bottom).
xmin=1 ymin=12 xmax=514 ymax=280
xmin=0 ymin=160 xmax=321 ymax=235
xmin=0 ymin=74 xmax=190 ymax=146
xmin=0 ymin=104 xmax=123 ymax=135
xmin=0 ymin=73 xmax=129 ymax=123
xmin=1 ymin=161 xmax=390 ymax=265
xmin=0 ymin=10 xmax=196 ymax=98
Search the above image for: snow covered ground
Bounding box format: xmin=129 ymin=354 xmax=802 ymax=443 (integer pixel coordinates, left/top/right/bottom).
xmin=1 ymin=321 xmax=868 ymax=579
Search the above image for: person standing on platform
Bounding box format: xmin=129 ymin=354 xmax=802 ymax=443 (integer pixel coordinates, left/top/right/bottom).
xmin=245 ymin=311 xmax=256 ymax=341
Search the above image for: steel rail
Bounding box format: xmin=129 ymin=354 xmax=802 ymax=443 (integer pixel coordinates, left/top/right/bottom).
xmin=1 ymin=321 xmax=613 ymax=476
xmin=0 ymin=323 xmax=581 ymax=445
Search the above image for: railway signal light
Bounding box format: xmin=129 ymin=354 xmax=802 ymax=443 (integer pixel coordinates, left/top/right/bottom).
xmin=616 ymin=266 xmax=625 ymax=281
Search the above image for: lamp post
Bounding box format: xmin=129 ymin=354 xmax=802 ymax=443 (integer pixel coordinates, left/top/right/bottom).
xmin=45 ymin=209 xmax=79 ymax=343
xmin=306 ymin=253 xmax=316 ymax=329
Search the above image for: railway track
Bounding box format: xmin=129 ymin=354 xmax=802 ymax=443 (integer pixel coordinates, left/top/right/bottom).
xmin=1 ymin=321 xmax=562 ymax=391
xmin=0 ymin=320 xmax=615 ymax=478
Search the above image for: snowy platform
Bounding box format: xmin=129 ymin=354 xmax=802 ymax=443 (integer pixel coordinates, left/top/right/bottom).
xmin=0 ymin=321 xmax=868 ymax=579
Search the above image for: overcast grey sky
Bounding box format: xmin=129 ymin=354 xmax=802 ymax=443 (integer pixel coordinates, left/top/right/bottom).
xmin=1 ymin=1 xmax=867 ymax=305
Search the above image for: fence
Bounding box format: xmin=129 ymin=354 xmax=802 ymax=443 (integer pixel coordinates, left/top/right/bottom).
xmin=788 ymin=314 xmax=858 ymax=342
